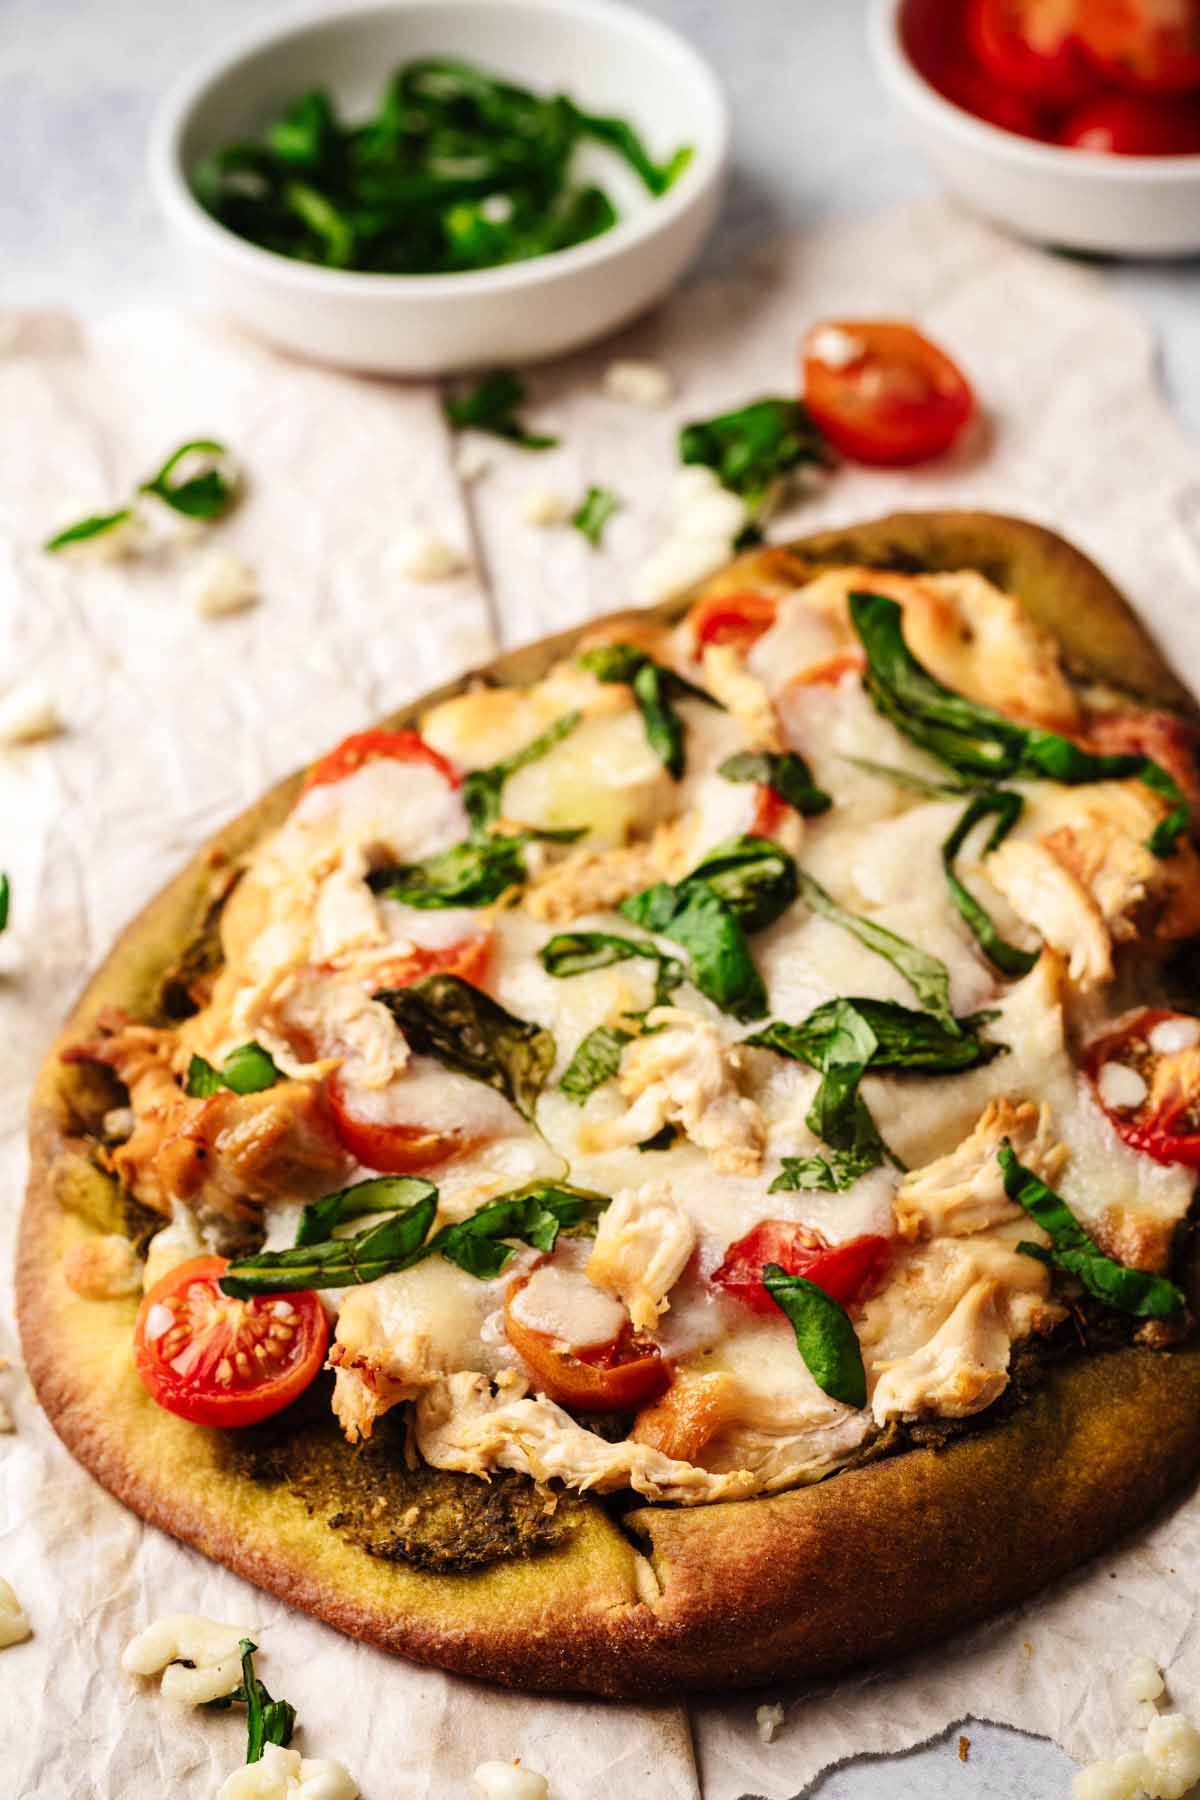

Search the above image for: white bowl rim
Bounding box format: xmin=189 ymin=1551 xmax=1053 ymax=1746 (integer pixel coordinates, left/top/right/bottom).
xmin=148 ymin=0 xmax=731 ymax=299
xmin=870 ymin=0 xmax=1200 ymax=180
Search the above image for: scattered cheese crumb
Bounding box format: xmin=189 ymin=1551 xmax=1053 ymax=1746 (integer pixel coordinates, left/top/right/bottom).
xmin=62 ymin=1233 xmax=143 ymax=1300
xmin=217 ymin=1742 xmax=359 ymax=1800
xmin=0 ymin=1578 xmax=30 ymax=1647
xmin=190 ymin=550 xmax=259 ymax=618
xmin=0 ymin=681 xmax=63 ymax=747
xmin=122 ymin=1613 xmax=251 ymax=1705
xmin=519 ymin=485 xmax=572 ymax=527
xmin=1073 ymin=1700 xmax=1200 ymax=1800
xmin=1127 ymin=1656 xmax=1167 ymax=1708
xmin=455 ymin=440 xmax=491 ymax=484
xmin=103 ymin=1105 xmax=135 ymax=1139
xmin=1149 ymin=1017 xmax=1200 ymax=1055
xmin=604 ymin=359 xmax=673 ymax=408
xmin=808 ymin=325 xmax=866 ymax=370
xmin=472 ymin=1761 xmax=550 ymax=1800
xmin=756 ymin=1702 xmax=786 ymax=1744
xmin=1097 ymin=1062 xmax=1149 ymax=1112
xmin=632 ymin=466 xmax=750 ymax=606
xmin=394 ymin=528 xmax=468 ymax=582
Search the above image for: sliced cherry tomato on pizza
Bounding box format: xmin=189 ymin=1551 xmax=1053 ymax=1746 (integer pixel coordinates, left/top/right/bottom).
xmin=327 ymin=1076 xmax=479 ymax=1174
xmin=1076 ymin=0 xmax=1200 ymax=93
xmin=689 ymin=591 xmax=779 ymax=653
xmin=967 ymin=0 xmax=1094 ymax=105
xmin=1058 ymin=91 xmax=1200 ymax=150
xmin=504 ymin=1280 xmax=670 ymax=1412
xmin=303 ymin=728 xmax=461 ymax=792
xmin=364 ymin=934 xmax=492 ymax=992
xmin=802 ymin=322 xmax=976 ymax=467
xmin=1086 ymin=1008 xmax=1200 ymax=1165
xmin=712 ymin=1221 xmax=892 ymax=1316
xmin=133 ymin=1255 xmax=328 ymax=1428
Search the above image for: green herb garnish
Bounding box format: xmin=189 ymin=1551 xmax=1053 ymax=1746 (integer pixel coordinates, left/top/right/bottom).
xmin=184 ymin=1040 xmax=283 ymax=1098
xmin=462 ymin=711 xmax=580 ymax=832
xmin=679 ymin=397 xmax=832 ymax=522
xmin=139 ymin=439 xmax=237 ymax=520
xmin=748 ymin=996 xmax=1004 ymax=1076
xmin=578 ymin=643 xmax=720 ymax=779
xmin=44 ymin=508 xmax=134 ymax=553
xmin=206 ymin=1640 xmax=296 ymax=1765
xmin=999 ymin=1144 xmax=1185 ymax=1319
xmin=763 ymin=1264 xmax=867 ymax=1409
xmin=559 ymin=1023 xmax=635 ymax=1102
xmin=368 ymin=836 xmax=527 ymax=908
xmin=770 ymin=1148 xmax=882 ymax=1193
xmin=572 ymin=485 xmax=621 ymax=548
xmin=540 ymin=930 xmax=684 ymax=1007
xmin=718 ymin=749 xmax=832 ymax=818
xmin=0 ymin=873 xmax=8 ymax=933
xmin=295 ymin=1174 xmax=438 ymax=1247
xmin=942 ymin=790 xmax=1040 ymax=977
xmin=444 ymin=372 xmax=558 ymax=450
xmin=374 ymin=973 xmax=554 ymax=1121
xmin=795 ymin=868 xmax=957 ymax=1033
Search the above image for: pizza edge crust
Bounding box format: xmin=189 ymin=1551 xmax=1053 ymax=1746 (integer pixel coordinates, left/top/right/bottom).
xmin=18 ymin=508 xmax=1200 ymax=1697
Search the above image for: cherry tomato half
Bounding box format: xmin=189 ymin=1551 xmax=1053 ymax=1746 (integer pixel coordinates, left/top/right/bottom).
xmin=688 ymin=591 xmax=779 ymax=653
xmin=712 ymin=1221 xmax=892 ymax=1316
xmin=133 ymin=1255 xmax=328 ymax=1428
xmin=1076 ymin=0 xmax=1200 ymax=94
xmin=802 ymin=321 xmax=976 ymax=467
xmin=303 ymin=728 xmax=461 ymax=793
xmin=504 ymin=1279 xmax=670 ymax=1412
xmin=1058 ymin=91 xmax=1200 ymax=150
xmin=967 ymin=0 xmax=1094 ymax=105
xmin=1086 ymin=1008 xmax=1200 ymax=1166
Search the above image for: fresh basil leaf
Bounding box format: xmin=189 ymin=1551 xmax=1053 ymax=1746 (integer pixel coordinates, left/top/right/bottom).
xmin=221 ymin=1190 xmax=440 ymax=1295
xmin=295 ymin=1174 xmax=437 ymax=1247
xmin=0 ymin=873 xmax=9 ymax=933
xmin=999 ymin=1144 xmax=1185 ymax=1320
xmin=563 ymin=101 xmax=692 ymax=195
xmin=679 ymin=398 xmax=832 ymax=509
xmin=770 ymin=1147 xmax=881 ymax=1193
xmin=540 ymin=930 xmax=684 ymax=993
xmin=140 ymin=439 xmax=237 ymax=520
xmin=763 ymin=1264 xmax=867 ymax=1409
xmin=559 ymin=1024 xmax=633 ymax=1102
xmin=942 ymin=791 xmax=1040 ymax=977
xmin=233 ymin=1639 xmax=296 ymax=1764
xmin=462 ymin=711 xmax=581 ymax=833
xmin=430 ymin=1181 xmax=610 ymax=1278
xmin=718 ymin=749 xmax=832 ymax=818
xmin=44 ymin=507 xmax=133 ymax=552
xmin=572 ymin=484 xmax=621 ymax=548
xmin=285 ymin=180 xmax=356 ymax=266
xmin=444 ymin=371 xmax=558 ymax=449
xmin=839 ymin=754 xmax=975 ymax=799
xmin=184 ymin=1040 xmax=282 ymax=1099
xmin=687 ymin=834 xmax=798 ymax=933
xmin=622 ymin=878 xmax=766 ymax=1022
xmin=748 ymin=997 xmax=1004 ymax=1075
xmin=797 ymin=1000 xmax=890 ymax=1170
xmin=267 ymin=89 xmax=338 ymax=168
xmin=578 ymin=643 xmax=720 ymax=780
xmin=796 ymin=868 xmax=957 ymax=1033
xmin=850 ymin=590 xmax=1189 ymax=856
xmin=368 ymin=835 xmax=527 ymax=907
xmin=375 ymin=973 xmax=555 ymax=1120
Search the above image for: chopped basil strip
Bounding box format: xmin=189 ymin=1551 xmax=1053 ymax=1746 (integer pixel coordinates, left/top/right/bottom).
xmin=797 ymin=999 xmax=894 ymax=1176
xmin=367 ymin=835 xmax=527 ymax=907
xmin=770 ymin=1148 xmax=881 ymax=1193
xmin=444 ymin=371 xmax=558 ymax=449
xmin=687 ymin=834 xmax=799 ymax=933
xmin=462 ymin=711 xmax=581 ymax=832
xmin=431 ymin=1180 xmax=610 ymax=1278
xmin=999 ymin=1144 xmax=1185 ymax=1320
xmin=206 ymin=1640 xmax=296 ymax=1764
xmin=850 ymin=590 xmax=1189 ymax=856
xmin=748 ymin=997 xmax=1004 ymax=1075
xmin=839 ymin=755 xmax=975 ymax=799
xmin=540 ymin=930 xmax=684 ymax=1006
xmin=679 ymin=398 xmax=832 ymax=513
xmin=374 ymin=973 xmax=554 ymax=1120
xmin=578 ymin=643 xmax=720 ymax=779
xmin=0 ymin=873 xmax=8 ymax=933
xmin=44 ymin=507 xmax=133 ymax=552
xmin=942 ymin=790 xmax=1040 ymax=977
xmin=763 ymin=1264 xmax=867 ymax=1409
xmin=184 ymin=1040 xmax=282 ymax=1098
xmin=140 ymin=439 xmax=237 ymax=520
xmin=718 ymin=749 xmax=832 ymax=818
xmin=562 ymin=101 xmax=692 ymax=195
xmin=559 ymin=1023 xmax=634 ymax=1102
xmin=572 ymin=485 xmax=621 ymax=548
xmin=295 ymin=1174 xmax=437 ymax=1247
xmin=795 ymin=868 xmax=957 ymax=1033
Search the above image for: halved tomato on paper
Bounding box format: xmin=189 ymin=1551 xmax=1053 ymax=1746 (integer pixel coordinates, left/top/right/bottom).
xmin=1086 ymin=1008 xmax=1200 ymax=1166
xmin=303 ymin=728 xmax=461 ymax=792
xmin=802 ymin=321 xmax=976 ymax=467
xmin=133 ymin=1255 xmax=328 ymax=1428
xmin=712 ymin=1221 xmax=891 ymax=1315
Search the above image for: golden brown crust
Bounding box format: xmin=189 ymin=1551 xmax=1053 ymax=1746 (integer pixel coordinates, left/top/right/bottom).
xmin=19 ymin=510 xmax=1200 ymax=1695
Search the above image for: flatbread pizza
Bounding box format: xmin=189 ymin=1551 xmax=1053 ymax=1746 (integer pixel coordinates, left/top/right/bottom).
xmin=20 ymin=509 xmax=1200 ymax=1696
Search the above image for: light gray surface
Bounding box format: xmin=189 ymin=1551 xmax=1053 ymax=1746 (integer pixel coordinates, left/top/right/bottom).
xmin=7 ymin=1 xmax=1198 ymax=1795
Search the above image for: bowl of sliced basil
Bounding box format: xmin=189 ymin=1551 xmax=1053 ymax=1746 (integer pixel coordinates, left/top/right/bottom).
xmin=149 ymin=0 xmax=729 ymax=375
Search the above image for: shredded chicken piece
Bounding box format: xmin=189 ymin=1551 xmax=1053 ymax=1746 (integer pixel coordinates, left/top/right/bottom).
xmin=523 ymin=819 xmax=691 ymax=924
xmin=329 ymin=1265 xmax=483 ymax=1443
xmin=64 ymin=1010 xmax=350 ymax=1221
xmin=586 ymin=1183 xmax=696 ymax=1332
xmin=1033 ymin=781 xmax=1200 ymax=947
xmin=984 ymin=842 xmax=1112 ymax=989
xmin=630 ymin=1369 xmax=742 ymax=1462
xmin=579 ymin=1008 xmax=766 ymax=1174
xmin=61 ymin=1232 xmax=142 ymax=1300
xmin=700 ymin=644 xmax=783 ymax=751
xmin=894 ymin=1099 xmax=1068 ymax=1243
xmin=246 ymin=966 xmax=410 ymax=1088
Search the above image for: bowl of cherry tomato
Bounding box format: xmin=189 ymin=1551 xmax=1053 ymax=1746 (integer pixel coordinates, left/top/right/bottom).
xmin=870 ymin=0 xmax=1200 ymax=255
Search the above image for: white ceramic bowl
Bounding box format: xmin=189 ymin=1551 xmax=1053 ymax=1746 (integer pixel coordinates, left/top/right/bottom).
xmin=870 ymin=0 xmax=1200 ymax=258
xmin=150 ymin=0 xmax=729 ymax=375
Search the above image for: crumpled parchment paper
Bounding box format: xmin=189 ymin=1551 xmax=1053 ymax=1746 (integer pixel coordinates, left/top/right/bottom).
xmin=4 ymin=198 xmax=1200 ymax=1800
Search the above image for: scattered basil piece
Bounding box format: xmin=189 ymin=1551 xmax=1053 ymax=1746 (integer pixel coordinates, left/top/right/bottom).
xmin=718 ymin=749 xmax=832 ymax=818
xmin=44 ymin=507 xmax=133 ymax=553
xmin=375 ymin=973 xmax=554 ymax=1121
xmin=205 ymin=1640 xmax=296 ymax=1764
xmin=795 ymin=868 xmax=957 ymax=1033
xmin=770 ymin=1148 xmax=882 ymax=1193
xmin=295 ymin=1174 xmax=437 ymax=1247
xmin=559 ymin=1024 xmax=634 ymax=1102
xmin=430 ymin=1180 xmax=610 ymax=1278
xmin=748 ymin=997 xmax=1004 ymax=1075
xmin=622 ymin=877 xmax=766 ymax=1022
xmin=462 ymin=711 xmax=581 ymax=832
xmin=687 ymin=834 xmax=799 ymax=933
xmin=679 ymin=398 xmax=832 ymax=515
xmin=572 ymin=485 xmax=621 ymax=548
xmin=221 ymin=1190 xmax=439 ymax=1295
xmin=578 ymin=643 xmax=720 ymax=779
xmin=0 ymin=873 xmax=8 ymax=933
xmin=850 ymin=590 xmax=1189 ymax=856
xmin=367 ymin=835 xmax=527 ymax=907
xmin=763 ymin=1264 xmax=867 ymax=1409
xmin=999 ymin=1144 xmax=1185 ymax=1320
xmin=540 ymin=930 xmax=684 ymax=1006
xmin=443 ymin=371 xmax=559 ymax=449
xmin=561 ymin=100 xmax=693 ymax=195
xmin=942 ymin=790 xmax=1040 ymax=977
xmin=184 ymin=1040 xmax=282 ymax=1099
xmin=140 ymin=439 xmax=237 ymax=520
xmin=839 ymin=755 xmax=975 ymax=799
xmin=798 ymin=1000 xmax=893 ymax=1175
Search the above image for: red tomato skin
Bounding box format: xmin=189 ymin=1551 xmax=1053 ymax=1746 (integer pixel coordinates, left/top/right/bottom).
xmin=967 ymin=0 xmax=1093 ymax=106
xmin=1086 ymin=1008 xmax=1200 ymax=1167
xmin=1076 ymin=0 xmax=1200 ymax=94
xmin=504 ymin=1284 xmax=671 ymax=1411
xmin=689 ymin=592 xmax=779 ymax=652
xmin=802 ymin=321 xmax=976 ymax=468
xmin=712 ymin=1222 xmax=892 ymax=1315
xmin=1058 ymin=93 xmax=1200 ymax=151
xmin=303 ymin=728 xmax=460 ymax=792
xmin=133 ymin=1255 xmax=328 ymax=1428
xmin=327 ymin=1075 xmax=475 ymax=1175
